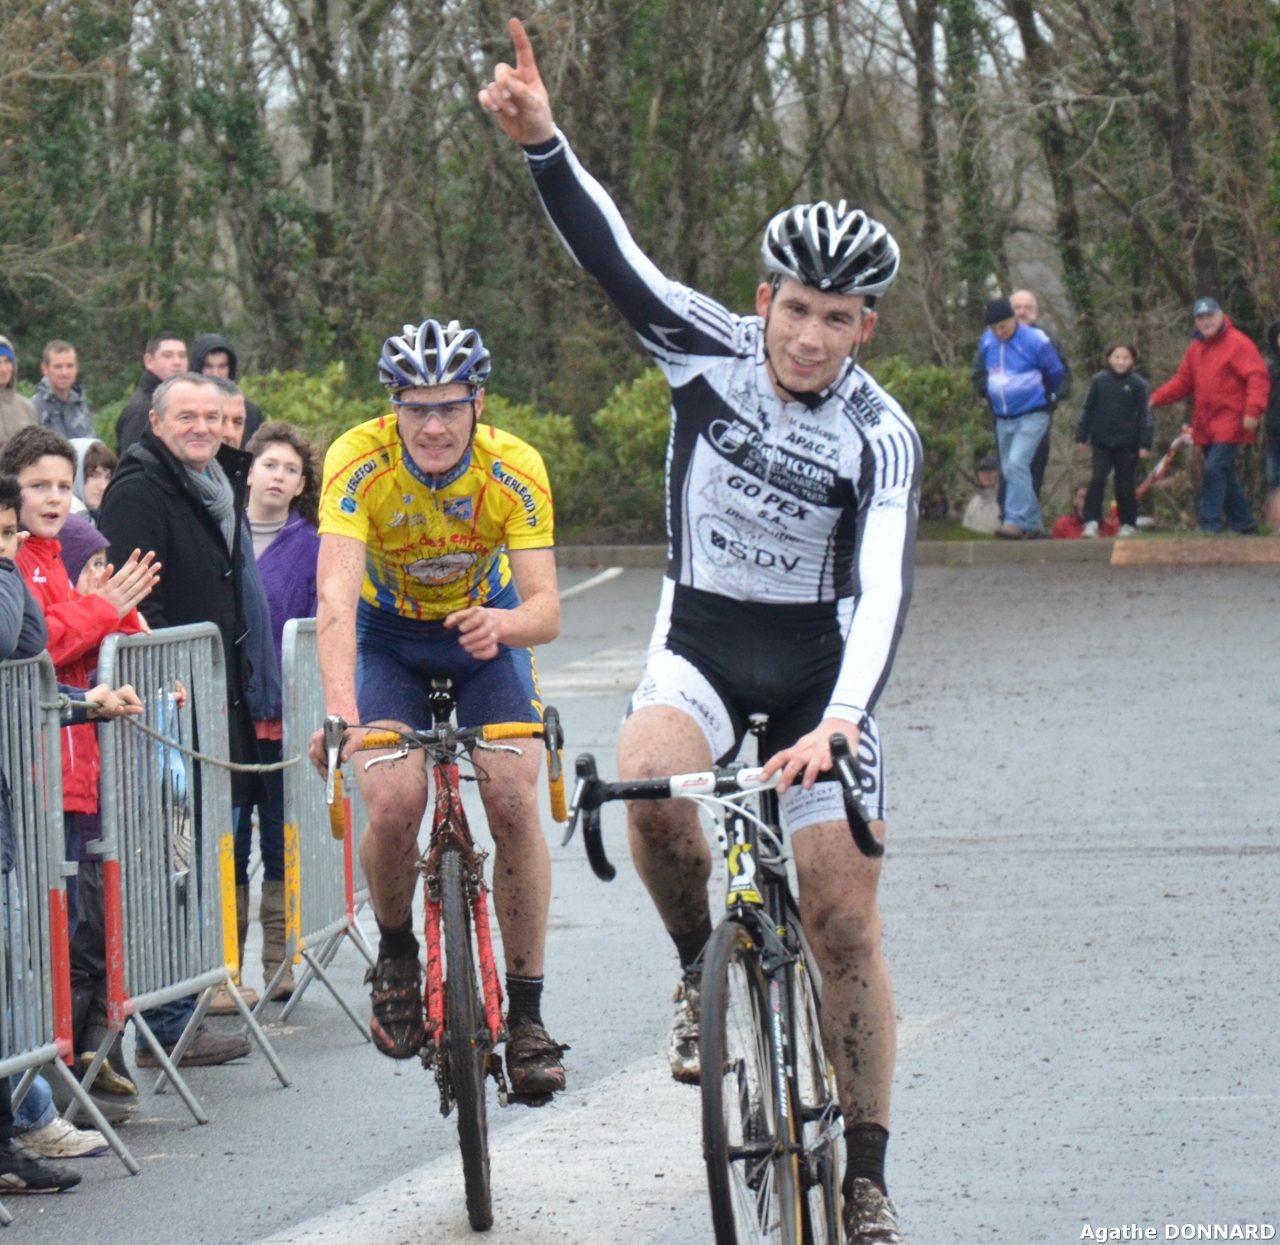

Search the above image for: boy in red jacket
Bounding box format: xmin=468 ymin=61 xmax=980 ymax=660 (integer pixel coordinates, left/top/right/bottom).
xmin=1149 ymin=297 xmax=1267 ymax=533
xmin=0 ymin=426 xmax=158 ymax=1094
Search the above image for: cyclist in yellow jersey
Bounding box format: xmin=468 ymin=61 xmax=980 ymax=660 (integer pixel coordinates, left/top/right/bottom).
xmin=309 ymin=319 xmax=567 ymax=1095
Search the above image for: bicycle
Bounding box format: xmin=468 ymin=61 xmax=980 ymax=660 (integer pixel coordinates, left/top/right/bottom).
xmin=322 ymin=678 xmax=567 ymax=1232
xmin=564 ymin=721 xmax=881 ymax=1245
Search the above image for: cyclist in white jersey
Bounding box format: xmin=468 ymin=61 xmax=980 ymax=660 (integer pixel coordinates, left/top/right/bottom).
xmin=482 ymin=20 xmax=918 ymax=1242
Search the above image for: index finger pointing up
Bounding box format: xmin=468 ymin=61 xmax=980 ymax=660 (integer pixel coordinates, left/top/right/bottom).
xmin=509 ymin=16 xmax=536 ymax=74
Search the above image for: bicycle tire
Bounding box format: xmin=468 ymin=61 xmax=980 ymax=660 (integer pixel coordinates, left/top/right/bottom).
xmin=441 ymin=849 xmax=493 ymax=1231
xmin=791 ymin=946 xmax=844 ymax=1245
xmin=701 ymin=919 xmax=802 ymax=1245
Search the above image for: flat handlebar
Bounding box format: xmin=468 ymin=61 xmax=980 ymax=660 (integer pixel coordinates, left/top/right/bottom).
xmin=562 ymin=732 xmax=884 ymax=881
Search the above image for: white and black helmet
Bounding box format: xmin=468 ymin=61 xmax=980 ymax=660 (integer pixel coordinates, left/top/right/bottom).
xmin=378 ymin=319 xmax=492 ymax=391
xmin=761 ymin=200 xmax=900 ymax=300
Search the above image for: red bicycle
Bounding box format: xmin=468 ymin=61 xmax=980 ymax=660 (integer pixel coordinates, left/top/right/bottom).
xmin=324 ymin=679 xmax=566 ymax=1231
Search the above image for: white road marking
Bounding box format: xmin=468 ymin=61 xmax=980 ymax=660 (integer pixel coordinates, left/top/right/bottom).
xmin=539 ymin=643 xmax=648 ymax=698
xmin=559 ymin=566 xmax=625 ymax=601
xmin=255 ymin=1016 xmax=950 ymax=1245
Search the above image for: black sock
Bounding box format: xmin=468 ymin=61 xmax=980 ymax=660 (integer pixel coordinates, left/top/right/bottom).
xmin=506 ymin=974 xmax=544 ymax=1027
xmin=843 ymin=1122 xmax=889 ymax=1197
xmin=376 ymin=918 xmax=419 ymax=962
xmin=671 ymin=916 xmax=713 ymax=972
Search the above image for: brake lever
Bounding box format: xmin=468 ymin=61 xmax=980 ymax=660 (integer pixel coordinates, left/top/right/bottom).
xmin=829 ymin=733 xmax=885 ymax=859
xmin=323 ymin=714 xmax=347 ymax=805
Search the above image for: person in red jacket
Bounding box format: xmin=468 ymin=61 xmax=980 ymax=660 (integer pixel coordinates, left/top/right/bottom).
xmin=1149 ymin=297 xmax=1267 ymax=533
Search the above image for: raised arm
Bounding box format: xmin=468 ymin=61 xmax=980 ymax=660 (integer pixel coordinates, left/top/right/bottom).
xmin=477 ymin=18 xmax=555 ymax=146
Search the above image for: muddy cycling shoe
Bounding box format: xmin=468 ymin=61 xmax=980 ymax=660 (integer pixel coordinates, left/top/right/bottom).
xmin=504 ymin=1021 xmax=568 ymax=1098
xmin=365 ymin=955 xmax=424 ymax=1059
xmin=667 ymin=970 xmax=702 ymax=1085
xmin=843 ymin=1178 xmax=908 ymax=1243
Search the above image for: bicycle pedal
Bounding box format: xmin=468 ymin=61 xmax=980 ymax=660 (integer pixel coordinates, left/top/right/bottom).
xmin=486 ymin=1052 xmax=510 ymax=1106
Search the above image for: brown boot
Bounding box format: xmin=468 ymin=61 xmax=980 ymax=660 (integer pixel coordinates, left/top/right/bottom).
xmin=210 ymin=884 xmax=259 ymax=1013
xmin=260 ymin=879 xmax=296 ymax=1001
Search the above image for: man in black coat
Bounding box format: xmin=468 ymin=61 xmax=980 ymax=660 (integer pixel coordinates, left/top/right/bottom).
xmin=98 ymin=371 xmax=258 ymax=1066
xmin=113 ymin=332 xmax=188 ymax=454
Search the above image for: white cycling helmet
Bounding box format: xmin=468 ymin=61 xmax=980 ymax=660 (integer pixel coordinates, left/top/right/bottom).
xmin=378 ymin=319 xmax=492 ymax=391
xmin=761 ymin=200 xmax=900 ymax=300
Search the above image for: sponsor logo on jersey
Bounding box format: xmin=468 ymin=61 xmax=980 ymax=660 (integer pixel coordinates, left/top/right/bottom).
xmin=339 ymin=496 xmax=358 ymax=515
xmin=708 ymin=418 xmax=753 ymax=455
xmin=845 ymin=385 xmax=885 ymax=429
xmin=443 ymin=497 xmax=473 ymax=522
xmin=704 ymin=420 xmax=838 ymax=507
xmin=388 ymin=510 xmax=408 ymax=528
xmin=697 ymin=513 xmax=801 ymax=574
xmin=344 ymin=460 xmax=377 ymax=494
xmin=405 ymin=551 xmax=479 ymax=587
xmin=491 ymin=460 xmax=538 ymax=526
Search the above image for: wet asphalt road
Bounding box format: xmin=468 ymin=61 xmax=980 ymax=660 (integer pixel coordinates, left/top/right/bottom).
xmin=11 ymin=558 xmax=1279 ymax=1243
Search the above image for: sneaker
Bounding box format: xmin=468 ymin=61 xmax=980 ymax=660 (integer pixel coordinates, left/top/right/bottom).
xmin=843 ymin=1177 xmax=908 ymax=1243
xmin=504 ymin=1021 xmax=568 ymax=1097
xmin=17 ymin=1116 xmax=110 ymax=1159
xmin=993 ymin=523 xmax=1025 ymax=540
xmin=134 ymin=1024 xmax=251 ymax=1068
xmin=667 ymin=971 xmax=702 ymax=1085
xmin=1117 ymin=523 xmax=1137 ymax=538
xmin=50 ymin=1074 xmax=136 ymax=1126
xmin=76 ymin=1052 xmax=138 ymax=1098
xmin=365 ymin=955 xmax=424 ymax=1060
xmin=0 ymin=1137 xmax=81 ymax=1193
xmin=1081 ymin=520 xmax=1099 ymax=538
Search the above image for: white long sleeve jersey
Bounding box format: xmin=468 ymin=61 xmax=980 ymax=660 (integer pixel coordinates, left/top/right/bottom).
xmin=526 ymin=132 xmax=921 ymax=722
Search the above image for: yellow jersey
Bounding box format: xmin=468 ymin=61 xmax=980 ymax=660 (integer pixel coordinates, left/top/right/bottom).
xmin=319 ymin=416 xmax=554 ymax=620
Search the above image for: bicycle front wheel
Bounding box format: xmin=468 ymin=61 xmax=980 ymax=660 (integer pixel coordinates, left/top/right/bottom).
xmin=701 ymin=919 xmax=802 ymax=1245
xmin=441 ymin=849 xmax=493 ymax=1231
xmin=792 ymin=944 xmax=844 ymax=1245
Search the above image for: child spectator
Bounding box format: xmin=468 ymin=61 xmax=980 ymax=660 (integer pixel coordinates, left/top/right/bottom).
xmin=235 ymin=423 xmax=320 ymax=1001
xmin=961 ymin=454 xmax=1001 ymax=535
xmin=0 ymin=428 xmax=159 ymax=1094
xmin=69 ymin=439 xmax=117 ymax=525
xmin=1052 ymin=481 xmax=1119 ymax=539
xmin=1074 ymin=343 xmax=1152 ymax=538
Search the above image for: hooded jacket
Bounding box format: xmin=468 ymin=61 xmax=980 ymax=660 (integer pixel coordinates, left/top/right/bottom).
xmin=114 ymin=368 xmax=164 ymax=454
xmin=1150 ymin=315 xmax=1268 ymax=447
xmin=190 ymin=334 xmax=263 ymax=444
xmin=33 ymin=376 xmax=95 ymax=440
xmin=1075 ymin=368 xmax=1153 ymax=450
xmin=255 ymin=511 xmax=320 ymax=720
xmin=0 ymin=335 xmax=37 ymax=449
xmin=15 ymin=533 xmax=146 ymax=813
xmin=97 ymin=430 xmax=263 ymax=806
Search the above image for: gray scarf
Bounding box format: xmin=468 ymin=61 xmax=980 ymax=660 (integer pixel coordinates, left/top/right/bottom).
xmin=185 ymin=458 xmax=237 ymax=552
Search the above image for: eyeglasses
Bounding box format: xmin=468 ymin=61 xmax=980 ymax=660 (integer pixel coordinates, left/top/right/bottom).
xmin=391 ymin=397 xmax=475 ymax=424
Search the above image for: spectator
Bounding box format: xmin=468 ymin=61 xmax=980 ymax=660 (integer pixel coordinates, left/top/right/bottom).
xmin=1074 ymin=343 xmax=1152 ymax=538
xmin=0 ymin=475 xmax=101 ymax=1183
xmin=1263 ymin=317 xmax=1280 ymax=491
xmin=238 ymin=422 xmax=320 ymax=1001
xmin=1010 ymin=289 xmax=1072 ymax=502
xmin=192 ymin=333 xmax=263 ymax=445
xmin=1052 ymin=481 xmax=1119 ymax=539
xmin=0 ymin=335 xmax=37 ymax=452
xmin=960 ymin=453 xmax=1001 ymax=535
xmin=114 ymin=332 xmax=188 ymax=454
xmin=971 ymin=296 xmax=1066 ymax=539
xmin=32 ymin=341 xmax=94 ymax=440
xmin=1149 ymin=297 xmax=1267 ymax=534
xmin=69 ymin=438 xmax=117 ymax=525
xmin=97 ymin=372 xmax=258 ymax=1066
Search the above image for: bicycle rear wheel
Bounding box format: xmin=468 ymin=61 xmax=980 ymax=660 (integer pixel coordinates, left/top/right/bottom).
xmin=441 ymin=849 xmax=493 ymax=1231
xmin=701 ymin=919 xmax=802 ymax=1245
xmin=791 ymin=944 xmax=844 ymax=1245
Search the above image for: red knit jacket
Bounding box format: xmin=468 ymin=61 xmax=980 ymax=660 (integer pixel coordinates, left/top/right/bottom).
xmin=1149 ymin=316 xmax=1268 ymax=447
xmin=15 ymin=534 xmax=145 ymax=813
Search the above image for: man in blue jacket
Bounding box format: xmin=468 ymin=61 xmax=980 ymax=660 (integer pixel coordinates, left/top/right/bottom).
xmin=972 ymin=297 xmax=1066 ymax=537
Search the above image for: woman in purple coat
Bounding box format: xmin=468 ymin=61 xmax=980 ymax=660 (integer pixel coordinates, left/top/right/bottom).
xmin=241 ymin=422 xmax=321 ymax=999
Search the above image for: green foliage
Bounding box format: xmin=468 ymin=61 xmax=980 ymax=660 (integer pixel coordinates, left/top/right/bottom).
xmin=241 ymin=364 xmax=385 ymax=450
xmin=864 ymin=357 xmax=990 ymax=515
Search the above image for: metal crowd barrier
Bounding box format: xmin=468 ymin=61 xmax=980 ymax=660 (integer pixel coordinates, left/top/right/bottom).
xmin=273 ymin=619 xmax=375 ymax=1037
xmin=83 ymin=624 xmax=288 ymax=1122
xmin=0 ymin=654 xmax=136 ymax=1190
